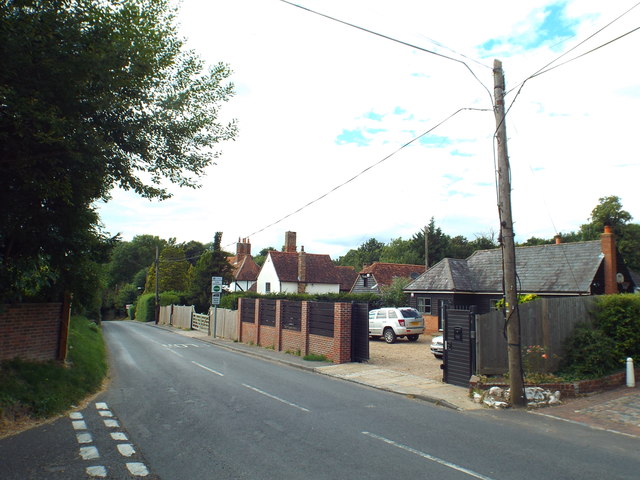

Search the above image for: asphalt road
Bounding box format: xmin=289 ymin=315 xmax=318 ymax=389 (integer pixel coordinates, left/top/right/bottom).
xmin=2 ymin=321 xmax=639 ymax=479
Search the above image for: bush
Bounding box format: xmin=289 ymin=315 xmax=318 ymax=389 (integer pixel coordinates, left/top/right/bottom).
xmin=135 ymin=293 xmax=156 ymax=322
xmin=159 ymin=291 xmax=184 ymax=306
xmin=561 ymin=324 xmax=620 ymax=378
xmin=593 ymin=294 xmax=640 ymax=362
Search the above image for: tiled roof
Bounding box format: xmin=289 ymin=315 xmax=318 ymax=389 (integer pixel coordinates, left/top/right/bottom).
xmin=269 ymin=251 xmax=341 ymax=284
xmin=360 ymin=262 xmax=426 ymax=287
xmin=231 ymin=255 xmax=260 ymax=281
xmin=405 ymin=240 xmax=605 ymax=294
xmin=335 ymin=266 xmax=358 ymax=292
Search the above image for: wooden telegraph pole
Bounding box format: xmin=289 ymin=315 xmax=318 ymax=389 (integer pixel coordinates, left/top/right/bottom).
xmin=493 ymin=59 xmax=526 ymax=408
xmin=154 ymin=245 xmax=160 ymax=325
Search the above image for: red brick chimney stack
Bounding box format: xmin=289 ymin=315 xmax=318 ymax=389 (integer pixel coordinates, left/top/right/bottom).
xmin=297 ymin=246 xmax=306 ymax=293
xmin=601 ymin=225 xmax=618 ymax=294
xmin=554 ymin=235 xmax=561 ymax=244
xmin=284 ymin=231 xmax=297 ymax=253
xmin=236 ymin=237 xmax=251 ymax=258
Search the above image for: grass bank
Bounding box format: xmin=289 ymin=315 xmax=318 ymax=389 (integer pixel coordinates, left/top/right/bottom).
xmin=0 ymin=316 xmax=107 ymax=431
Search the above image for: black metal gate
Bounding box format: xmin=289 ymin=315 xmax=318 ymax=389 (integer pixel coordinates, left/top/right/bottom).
xmin=443 ymin=306 xmax=477 ymax=387
xmin=351 ymin=303 xmax=369 ymax=362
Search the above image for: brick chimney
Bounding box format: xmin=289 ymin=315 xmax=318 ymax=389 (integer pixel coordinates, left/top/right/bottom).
xmin=284 ymin=231 xmax=297 ymax=253
xmin=236 ymin=237 xmax=251 ymax=258
xmin=554 ymin=235 xmax=561 ymax=244
xmin=601 ymin=225 xmax=618 ymax=294
xmin=297 ymin=246 xmax=306 ymax=293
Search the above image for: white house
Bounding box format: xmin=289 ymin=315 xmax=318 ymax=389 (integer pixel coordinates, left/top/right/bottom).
xmin=255 ymin=232 xmax=348 ymax=294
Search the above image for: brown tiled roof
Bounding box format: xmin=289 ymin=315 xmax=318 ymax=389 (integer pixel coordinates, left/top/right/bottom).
xmin=229 ymin=255 xmax=260 ymax=282
xmin=335 ymin=266 xmax=358 ymax=292
xmin=360 ymin=262 xmax=426 ymax=288
xmin=269 ymin=251 xmax=342 ymax=284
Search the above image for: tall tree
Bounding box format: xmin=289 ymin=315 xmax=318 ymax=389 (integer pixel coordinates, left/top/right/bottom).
xmin=187 ymin=232 xmax=233 ymax=312
xmin=0 ymin=0 xmax=237 ymax=303
xmin=145 ymin=245 xmax=190 ymax=294
xmin=336 ymin=238 xmax=384 ymax=271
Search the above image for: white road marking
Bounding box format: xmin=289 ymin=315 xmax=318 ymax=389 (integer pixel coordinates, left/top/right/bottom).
xmin=80 ymin=446 xmax=100 ymax=460
xmin=126 ymin=462 xmax=150 ymax=476
xmin=166 ymin=348 xmax=184 ymax=358
xmin=95 ymin=402 xmax=109 ymax=410
xmin=72 ymin=420 xmax=87 ymax=430
xmin=76 ymin=432 xmax=93 ymax=444
xmin=111 ymin=432 xmax=128 ymax=441
xmin=104 ymin=419 xmax=120 ymax=428
xmin=242 ymin=384 xmax=310 ymax=412
xmin=192 ymin=361 xmax=224 ymax=376
xmin=70 ymin=412 xmax=83 ymax=420
xmin=98 ymin=410 xmax=113 ymax=417
xmin=362 ymin=432 xmax=496 ymax=480
xmin=117 ymin=444 xmax=136 ymax=457
xmin=86 ymin=465 xmax=107 ymax=477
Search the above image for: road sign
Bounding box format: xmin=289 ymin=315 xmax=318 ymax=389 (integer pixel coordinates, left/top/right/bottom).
xmin=211 ymin=276 xmax=223 ymax=292
xmin=211 ymin=292 xmax=221 ymax=305
xmin=212 ymin=284 xmax=222 ymax=293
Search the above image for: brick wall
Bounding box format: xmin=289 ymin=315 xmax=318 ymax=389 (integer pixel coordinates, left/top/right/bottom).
xmin=423 ymin=314 xmax=440 ymax=334
xmin=238 ymin=298 xmax=353 ymax=363
xmin=470 ymin=367 xmax=640 ymax=398
xmin=0 ymin=303 xmax=65 ymax=362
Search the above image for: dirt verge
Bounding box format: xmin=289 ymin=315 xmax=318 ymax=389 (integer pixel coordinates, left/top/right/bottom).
xmin=367 ymin=334 xmax=443 ymax=381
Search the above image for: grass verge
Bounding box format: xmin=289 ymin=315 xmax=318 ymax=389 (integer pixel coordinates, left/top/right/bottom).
xmin=0 ymin=316 xmax=107 ymax=432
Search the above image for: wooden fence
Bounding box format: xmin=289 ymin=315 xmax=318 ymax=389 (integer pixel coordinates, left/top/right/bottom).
xmin=158 ymin=304 xmax=238 ymax=340
xmin=476 ymin=296 xmax=597 ymax=374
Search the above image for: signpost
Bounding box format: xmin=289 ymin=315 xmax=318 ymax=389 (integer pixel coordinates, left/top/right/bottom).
xmin=211 ymin=277 xmax=223 ymax=337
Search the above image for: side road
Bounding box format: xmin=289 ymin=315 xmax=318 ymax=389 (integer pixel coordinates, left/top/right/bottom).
xmin=152 ymin=323 xmax=640 ymax=438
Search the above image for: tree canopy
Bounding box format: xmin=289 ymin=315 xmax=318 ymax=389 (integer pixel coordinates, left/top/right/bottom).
xmin=1 ymin=0 xmax=237 ymax=305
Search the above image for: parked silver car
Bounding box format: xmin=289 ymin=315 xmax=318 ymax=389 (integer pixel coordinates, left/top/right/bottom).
xmin=430 ymin=335 xmax=444 ymax=358
xmin=368 ymin=307 xmax=425 ymax=343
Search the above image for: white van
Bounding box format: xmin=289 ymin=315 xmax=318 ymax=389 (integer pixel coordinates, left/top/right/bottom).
xmin=368 ymin=307 xmax=425 ymax=343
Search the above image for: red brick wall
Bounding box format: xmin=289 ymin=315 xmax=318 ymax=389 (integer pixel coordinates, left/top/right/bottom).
xmin=423 ymin=314 xmax=440 ymax=335
xmin=470 ymin=367 xmax=640 ymax=398
xmin=0 ymin=303 xmax=64 ymax=362
xmin=238 ymin=299 xmax=353 ymax=363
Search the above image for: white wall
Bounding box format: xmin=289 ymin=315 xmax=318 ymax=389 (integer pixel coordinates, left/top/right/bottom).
xmin=256 ymin=254 xmax=280 ymax=294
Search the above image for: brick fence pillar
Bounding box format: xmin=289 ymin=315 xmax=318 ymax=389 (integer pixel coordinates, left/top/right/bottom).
xmin=301 ymin=301 xmax=309 ymax=356
xmin=237 ymin=298 xmax=244 ymax=343
xmin=332 ymin=302 xmax=352 ymax=364
xmin=275 ymin=300 xmax=282 ymax=352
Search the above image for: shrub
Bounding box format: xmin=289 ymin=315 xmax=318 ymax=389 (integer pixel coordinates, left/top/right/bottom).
xmin=135 ymin=293 xmax=156 ymax=323
xmin=560 ymin=324 xmax=620 ymax=378
xmin=159 ymin=291 xmax=184 ymax=307
xmin=593 ymin=294 xmax=640 ymax=362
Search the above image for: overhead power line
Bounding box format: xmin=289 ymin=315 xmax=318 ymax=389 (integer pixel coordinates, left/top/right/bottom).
xmin=280 ymin=0 xmax=493 ymax=104
xmin=241 ymin=107 xmax=491 ymax=241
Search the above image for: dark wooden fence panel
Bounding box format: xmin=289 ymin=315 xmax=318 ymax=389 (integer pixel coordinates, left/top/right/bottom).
xmin=241 ymin=298 xmax=256 ymax=323
xmin=308 ymin=302 xmax=334 ymax=337
xmin=281 ymin=300 xmax=301 ymax=331
xmin=476 ymin=296 xmax=597 ymax=374
xmin=351 ymin=302 xmax=369 ymax=362
xmin=259 ymin=299 xmax=276 ymax=326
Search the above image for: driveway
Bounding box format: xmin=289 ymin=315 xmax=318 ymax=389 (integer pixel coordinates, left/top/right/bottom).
xmin=367 ymin=334 xmax=442 ymax=381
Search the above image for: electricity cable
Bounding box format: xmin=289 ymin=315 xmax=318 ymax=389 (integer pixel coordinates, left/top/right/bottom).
xmin=280 ymin=0 xmax=493 ymax=105
xmin=241 ymin=107 xmax=491 ymax=241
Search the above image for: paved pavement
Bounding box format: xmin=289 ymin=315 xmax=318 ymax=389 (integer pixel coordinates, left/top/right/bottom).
xmin=155 ymin=324 xmax=640 ymax=438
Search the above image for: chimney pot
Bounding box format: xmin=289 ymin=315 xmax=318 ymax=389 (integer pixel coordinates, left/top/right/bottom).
xmin=555 ymin=235 xmax=561 ymax=244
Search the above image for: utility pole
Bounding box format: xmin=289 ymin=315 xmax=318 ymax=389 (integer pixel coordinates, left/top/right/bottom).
xmin=154 ymin=246 xmax=160 ymax=325
xmin=493 ymin=59 xmax=525 ymax=408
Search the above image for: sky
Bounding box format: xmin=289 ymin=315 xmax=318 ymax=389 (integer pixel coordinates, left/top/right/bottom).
xmin=96 ymin=0 xmax=640 ymax=259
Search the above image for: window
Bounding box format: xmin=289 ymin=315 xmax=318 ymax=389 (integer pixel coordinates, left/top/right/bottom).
xmin=265 ymin=282 xmax=271 ymax=294
xmin=387 ymin=309 xmax=398 ymax=319
xmin=417 ymin=297 xmax=432 ymax=314
xmin=363 ymin=276 xmax=369 ymax=288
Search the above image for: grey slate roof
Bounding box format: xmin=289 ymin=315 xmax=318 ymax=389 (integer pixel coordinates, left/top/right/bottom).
xmin=405 ymin=240 xmax=605 ymax=294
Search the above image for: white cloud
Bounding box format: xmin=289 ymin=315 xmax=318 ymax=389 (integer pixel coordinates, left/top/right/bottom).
xmin=96 ymin=0 xmax=640 ymax=257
